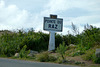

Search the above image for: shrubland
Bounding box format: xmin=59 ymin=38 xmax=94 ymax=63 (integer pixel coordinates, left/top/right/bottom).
xmin=0 ymin=24 xmax=100 ymax=64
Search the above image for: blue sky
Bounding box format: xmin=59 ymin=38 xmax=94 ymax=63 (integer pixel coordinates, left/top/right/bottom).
xmin=0 ymin=0 xmax=100 ymax=35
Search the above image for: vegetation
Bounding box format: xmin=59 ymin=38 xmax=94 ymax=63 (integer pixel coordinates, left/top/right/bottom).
xmin=0 ymin=29 xmax=49 ymax=57
xmin=56 ymin=42 xmax=68 ymax=60
xmin=35 ymin=52 xmax=57 ymax=62
xmin=19 ymin=45 xmax=30 ymax=58
xmin=0 ymin=24 xmax=100 ymax=65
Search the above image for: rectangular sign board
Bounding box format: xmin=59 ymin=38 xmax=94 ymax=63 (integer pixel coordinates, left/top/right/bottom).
xmin=43 ymin=17 xmax=63 ymax=32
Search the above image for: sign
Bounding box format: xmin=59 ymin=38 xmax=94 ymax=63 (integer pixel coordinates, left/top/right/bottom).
xmin=43 ymin=15 xmax=63 ymax=51
xmin=43 ymin=17 xmax=63 ymax=32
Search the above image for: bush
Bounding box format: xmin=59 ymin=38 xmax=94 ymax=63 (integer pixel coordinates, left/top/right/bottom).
xmin=81 ymin=46 xmax=100 ymax=64
xmin=0 ymin=32 xmax=20 ymax=57
xmin=19 ymin=45 xmax=30 ymax=58
xmin=0 ymin=29 xmax=49 ymax=57
xmin=55 ymin=34 xmax=63 ymax=48
xmin=81 ymin=49 xmax=95 ymax=61
xmin=75 ymin=61 xmax=82 ymax=65
xmin=36 ymin=52 xmax=49 ymax=62
xmin=92 ymin=54 xmax=100 ymax=64
xmin=72 ymin=51 xmax=85 ymax=57
xmin=36 ymin=52 xmax=57 ymax=62
xmin=56 ymin=42 xmax=68 ymax=60
xmin=49 ymin=55 xmax=57 ymax=62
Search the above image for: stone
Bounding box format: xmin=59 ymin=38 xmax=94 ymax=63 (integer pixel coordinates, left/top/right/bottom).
xmin=77 ymin=50 xmax=80 ymax=52
xmin=69 ymin=44 xmax=76 ymax=48
xmin=14 ymin=53 xmax=19 ymax=57
xmin=62 ymin=60 xmax=67 ymax=63
xmin=95 ymin=49 xmax=100 ymax=58
xmin=27 ymin=50 xmax=38 ymax=57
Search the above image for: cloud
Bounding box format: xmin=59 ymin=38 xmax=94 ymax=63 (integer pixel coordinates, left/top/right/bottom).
xmin=0 ymin=0 xmax=100 ymax=35
xmin=41 ymin=0 xmax=99 ymax=34
xmin=62 ymin=15 xmax=100 ymax=34
xmin=0 ymin=0 xmax=34 ymax=30
xmin=70 ymin=15 xmax=100 ymax=24
xmin=0 ymin=0 xmax=4 ymax=8
xmin=44 ymin=0 xmax=100 ymax=14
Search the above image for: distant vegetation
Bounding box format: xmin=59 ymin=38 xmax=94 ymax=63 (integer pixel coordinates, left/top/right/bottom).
xmin=0 ymin=28 xmax=49 ymax=57
xmin=0 ymin=24 xmax=100 ymax=64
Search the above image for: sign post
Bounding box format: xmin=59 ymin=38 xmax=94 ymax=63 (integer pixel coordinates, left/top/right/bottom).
xmin=49 ymin=31 xmax=55 ymax=51
xmin=43 ymin=14 xmax=63 ymax=51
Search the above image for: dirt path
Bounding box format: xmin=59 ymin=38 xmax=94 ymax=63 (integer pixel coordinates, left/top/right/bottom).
xmin=66 ymin=56 xmax=100 ymax=67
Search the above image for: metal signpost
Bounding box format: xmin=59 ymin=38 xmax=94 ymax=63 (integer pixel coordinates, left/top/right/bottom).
xmin=43 ymin=14 xmax=63 ymax=51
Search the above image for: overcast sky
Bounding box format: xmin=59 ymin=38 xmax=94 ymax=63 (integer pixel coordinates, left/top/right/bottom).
xmin=0 ymin=0 xmax=100 ymax=35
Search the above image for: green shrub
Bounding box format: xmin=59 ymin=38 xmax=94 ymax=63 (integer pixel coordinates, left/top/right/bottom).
xmin=0 ymin=26 xmax=100 ymax=59
xmin=72 ymin=51 xmax=84 ymax=57
xmin=56 ymin=57 xmax=63 ymax=64
xmin=36 ymin=52 xmax=49 ymax=62
xmin=55 ymin=34 xmax=63 ymax=48
xmin=56 ymin=42 xmax=68 ymax=60
xmin=49 ymin=55 xmax=57 ymax=62
xmin=0 ymin=29 xmax=49 ymax=57
xmin=0 ymin=54 xmax=7 ymax=57
xmin=19 ymin=45 xmax=30 ymax=58
xmin=94 ymin=57 xmax=100 ymax=64
xmin=82 ymin=49 xmax=95 ymax=61
xmin=92 ymin=54 xmax=100 ymax=64
xmin=36 ymin=52 xmax=57 ymax=62
xmin=75 ymin=61 xmax=82 ymax=65
xmin=0 ymin=42 xmax=20 ymax=57
xmin=81 ymin=46 xmax=100 ymax=64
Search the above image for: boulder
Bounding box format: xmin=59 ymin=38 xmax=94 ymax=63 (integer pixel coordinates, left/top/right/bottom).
xmin=28 ymin=50 xmax=38 ymax=57
xmin=14 ymin=53 xmax=19 ymax=57
xmin=95 ymin=49 xmax=100 ymax=58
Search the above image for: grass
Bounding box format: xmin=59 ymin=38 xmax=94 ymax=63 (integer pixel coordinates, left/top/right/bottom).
xmin=0 ymin=55 xmax=7 ymax=58
xmin=35 ymin=52 xmax=57 ymax=62
xmin=0 ymin=52 xmax=100 ymax=67
xmin=0 ymin=45 xmax=100 ymax=66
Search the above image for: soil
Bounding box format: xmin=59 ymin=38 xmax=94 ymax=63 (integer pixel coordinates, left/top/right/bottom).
xmin=66 ymin=56 xmax=100 ymax=67
xmin=66 ymin=56 xmax=92 ymax=64
xmin=50 ymin=53 xmax=100 ymax=67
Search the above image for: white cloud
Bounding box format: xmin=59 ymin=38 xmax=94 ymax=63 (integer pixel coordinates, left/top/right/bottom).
xmin=0 ymin=0 xmax=4 ymax=8
xmin=43 ymin=0 xmax=100 ymax=34
xmin=62 ymin=27 xmax=71 ymax=35
xmin=46 ymin=0 xmax=67 ymax=12
xmin=43 ymin=0 xmax=100 ymax=14
xmin=62 ymin=15 xmax=100 ymax=34
xmin=91 ymin=23 xmax=100 ymax=28
xmin=0 ymin=0 xmax=100 ymax=35
xmin=0 ymin=0 xmax=34 ymax=30
xmin=69 ymin=15 xmax=100 ymax=24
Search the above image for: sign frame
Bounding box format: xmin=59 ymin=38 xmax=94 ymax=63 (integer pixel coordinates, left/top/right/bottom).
xmin=43 ymin=17 xmax=63 ymax=32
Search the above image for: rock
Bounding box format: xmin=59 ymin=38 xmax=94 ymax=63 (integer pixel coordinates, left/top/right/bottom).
xmin=28 ymin=50 xmax=38 ymax=57
xmin=62 ymin=60 xmax=67 ymax=63
xmin=14 ymin=53 xmax=19 ymax=57
xmin=30 ymin=50 xmax=38 ymax=54
xmin=69 ymin=44 xmax=76 ymax=48
xmin=95 ymin=49 xmax=100 ymax=58
xmin=81 ymin=62 xmax=85 ymax=65
xmin=69 ymin=60 xmax=75 ymax=64
xmin=77 ymin=50 xmax=80 ymax=52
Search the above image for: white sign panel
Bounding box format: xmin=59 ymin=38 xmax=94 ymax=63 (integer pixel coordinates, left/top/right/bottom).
xmin=43 ymin=17 xmax=63 ymax=32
